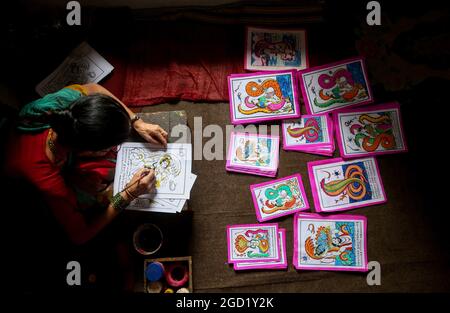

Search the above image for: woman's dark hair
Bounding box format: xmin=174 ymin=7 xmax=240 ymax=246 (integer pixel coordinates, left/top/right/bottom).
xmin=48 ymin=94 xmax=131 ymax=151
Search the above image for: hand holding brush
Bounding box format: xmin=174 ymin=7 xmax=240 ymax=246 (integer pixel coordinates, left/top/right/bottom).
xmin=121 ymin=168 xmax=156 ymax=201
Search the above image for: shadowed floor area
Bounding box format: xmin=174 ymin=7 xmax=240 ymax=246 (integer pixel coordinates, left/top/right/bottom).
xmin=141 ymin=100 xmax=450 ymax=292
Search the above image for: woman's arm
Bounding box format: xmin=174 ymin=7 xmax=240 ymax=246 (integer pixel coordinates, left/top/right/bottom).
xmin=42 ymin=168 xmax=155 ymax=245
xmin=81 ymin=83 xmax=168 ymax=146
xmin=49 ymin=194 xmax=122 ymax=245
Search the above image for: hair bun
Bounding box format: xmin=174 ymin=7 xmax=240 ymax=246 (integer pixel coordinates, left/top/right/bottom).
xmin=48 ymin=109 xmax=77 ymax=144
xmin=60 ymin=109 xmax=75 ymax=119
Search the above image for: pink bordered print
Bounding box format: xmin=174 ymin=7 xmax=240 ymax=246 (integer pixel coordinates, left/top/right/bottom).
xmin=227 ymin=223 xmax=280 ymax=264
xmin=226 ymin=131 xmax=280 ymax=177
xmin=298 ymin=57 xmax=374 ymax=115
xmin=307 ymin=157 xmax=387 ymax=213
xmin=333 ymin=102 xmax=408 ymax=159
xmin=244 ymin=26 xmax=309 ymax=71
xmin=250 ymin=173 xmax=309 ymax=222
xmin=293 ymin=212 xmax=368 ymax=272
xmin=234 ymin=229 xmax=288 ymax=270
xmin=282 ymin=114 xmax=335 ymax=150
xmin=227 ymin=70 xmax=301 ymax=125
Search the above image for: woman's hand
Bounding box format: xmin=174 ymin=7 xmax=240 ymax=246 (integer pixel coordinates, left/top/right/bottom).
xmin=122 ymin=168 xmax=156 ymax=201
xmin=133 ymin=119 xmax=168 ymax=147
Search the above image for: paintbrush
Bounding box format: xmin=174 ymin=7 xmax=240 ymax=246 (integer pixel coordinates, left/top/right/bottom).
xmin=119 ymin=167 xmax=154 ymax=193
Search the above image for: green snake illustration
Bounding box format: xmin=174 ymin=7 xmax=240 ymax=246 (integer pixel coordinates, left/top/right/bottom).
xmin=313 ymin=97 xmax=348 ymax=108
xmin=263 ymin=184 xmax=297 ymax=214
xmin=247 ymin=251 xmax=270 ymax=258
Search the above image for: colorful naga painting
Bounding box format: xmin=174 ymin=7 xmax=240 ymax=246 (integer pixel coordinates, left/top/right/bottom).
xmin=294 ymin=213 xmax=368 ymax=271
xmin=227 ymin=224 xmax=280 ymax=263
xmin=305 ymin=223 xmax=355 ymax=265
xmin=334 ymin=102 xmax=408 ymax=158
xmin=233 ymin=136 xmax=272 ymax=167
xmin=284 ymin=116 xmax=327 ymax=145
xmin=307 ymin=157 xmax=386 ymax=212
xmin=319 ymin=162 xmax=370 ymax=203
xmin=228 ymin=70 xmax=300 ymax=124
xmin=299 ymin=58 xmax=373 ymax=114
xmin=288 ymin=118 xmax=320 ymax=141
xmin=226 ymin=132 xmax=279 ymax=177
xmin=245 ymin=27 xmax=308 ymax=71
xmin=235 ymin=229 xmax=270 ymax=257
xmin=233 ymin=229 xmax=287 ymax=270
xmin=250 ymin=174 xmax=309 ymax=222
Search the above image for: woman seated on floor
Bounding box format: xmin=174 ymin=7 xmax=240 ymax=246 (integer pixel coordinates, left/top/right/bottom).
xmin=4 ymin=83 xmax=168 ymax=245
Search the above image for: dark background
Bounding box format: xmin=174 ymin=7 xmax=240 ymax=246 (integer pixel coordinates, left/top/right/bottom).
xmin=1 ymin=0 xmax=449 ymax=293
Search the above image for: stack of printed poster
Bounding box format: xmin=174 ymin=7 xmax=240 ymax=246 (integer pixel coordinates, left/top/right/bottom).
xmin=282 ymin=114 xmax=335 ymax=156
xmin=226 ymin=132 xmax=280 ymax=177
xmin=227 ymin=223 xmax=288 ymax=271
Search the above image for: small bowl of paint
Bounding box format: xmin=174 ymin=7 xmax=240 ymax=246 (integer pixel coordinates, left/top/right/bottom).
xmin=143 ymin=257 xmax=193 ymax=293
xmin=165 ymin=263 xmax=189 ymax=288
xmin=145 ymin=261 xmax=165 ymax=282
xmin=146 ymin=281 xmax=163 ymax=293
xmin=133 ymin=223 xmax=163 ymax=256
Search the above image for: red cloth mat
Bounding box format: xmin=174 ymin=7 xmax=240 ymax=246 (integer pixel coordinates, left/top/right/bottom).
xmin=121 ymin=22 xmax=245 ymax=107
xmin=101 ymin=52 xmax=127 ymax=101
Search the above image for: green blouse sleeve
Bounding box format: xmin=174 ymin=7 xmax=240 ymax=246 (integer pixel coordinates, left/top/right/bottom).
xmin=18 ymin=88 xmax=83 ymax=132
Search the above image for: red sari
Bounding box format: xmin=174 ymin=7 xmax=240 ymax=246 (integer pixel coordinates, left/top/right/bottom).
xmin=5 ymin=127 xmax=117 ymax=232
xmin=5 ymin=85 xmax=117 ymax=239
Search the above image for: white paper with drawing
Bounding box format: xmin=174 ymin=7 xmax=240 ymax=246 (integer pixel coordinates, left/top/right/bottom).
xmin=127 ymin=173 xmax=197 ymax=213
xmin=114 ymin=142 xmax=192 ymax=200
xmin=36 ymin=41 xmax=114 ymax=96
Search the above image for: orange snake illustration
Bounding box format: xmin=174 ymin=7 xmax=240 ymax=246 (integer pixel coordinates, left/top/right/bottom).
xmin=320 ymin=164 xmax=367 ymax=201
xmin=238 ymin=79 xmax=287 ymax=114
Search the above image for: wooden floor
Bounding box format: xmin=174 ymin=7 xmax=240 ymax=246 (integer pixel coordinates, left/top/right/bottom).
xmin=141 ymin=101 xmax=450 ymax=293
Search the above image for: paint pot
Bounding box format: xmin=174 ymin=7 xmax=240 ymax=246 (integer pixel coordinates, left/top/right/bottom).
xmin=176 ymin=288 xmax=190 ymax=293
xmin=145 ymin=262 xmax=165 ymax=282
xmin=146 ymin=281 xmax=163 ymax=293
xmin=165 ymin=263 xmax=189 ymax=288
xmin=133 ymin=223 xmax=163 ymax=255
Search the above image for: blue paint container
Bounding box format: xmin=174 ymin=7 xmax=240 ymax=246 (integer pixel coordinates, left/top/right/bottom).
xmin=145 ymin=262 xmax=165 ymax=282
